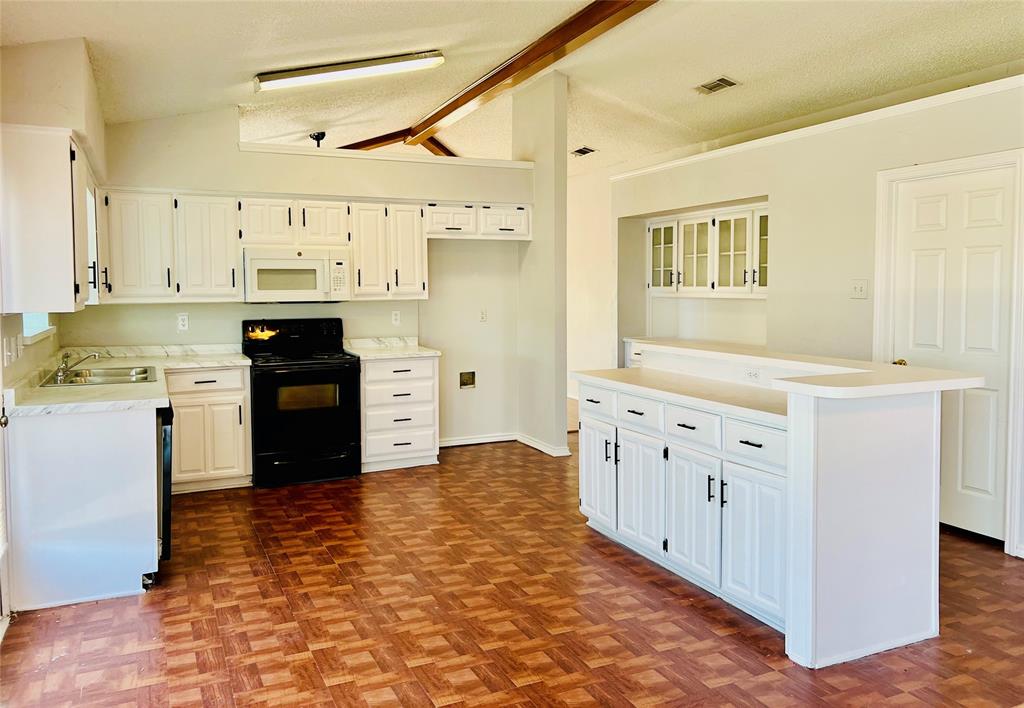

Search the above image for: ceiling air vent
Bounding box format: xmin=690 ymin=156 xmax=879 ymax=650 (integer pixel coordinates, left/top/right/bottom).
xmin=697 ymin=76 xmax=737 ymax=94
xmin=570 ymin=146 xmax=596 ymax=157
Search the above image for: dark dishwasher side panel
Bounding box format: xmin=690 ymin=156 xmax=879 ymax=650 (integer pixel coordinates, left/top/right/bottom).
xmin=157 ymin=406 xmax=173 ymax=562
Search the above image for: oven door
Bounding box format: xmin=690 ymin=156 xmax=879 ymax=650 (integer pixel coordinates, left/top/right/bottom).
xmin=245 ymin=253 xmax=330 ymax=302
xmin=251 ymin=364 xmax=361 ymax=486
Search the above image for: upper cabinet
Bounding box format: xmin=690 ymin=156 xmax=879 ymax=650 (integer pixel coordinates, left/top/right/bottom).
xmin=239 ymin=198 xmax=294 ymax=245
xmin=175 ymin=196 xmax=241 ymax=299
xmin=479 ymin=204 xmax=529 ymax=237
xmin=0 ymin=125 xmax=91 ymax=313
xmin=426 ymin=203 xmax=530 ymax=240
xmin=424 ymin=203 xmax=476 ymax=235
xmin=388 ymin=204 xmax=427 ymax=299
xmin=298 ymin=200 xmax=350 ymax=246
xmin=647 ymin=204 xmax=768 ymax=298
xmin=351 ymin=202 xmax=390 ymax=299
xmin=102 ymin=191 xmax=175 ymax=301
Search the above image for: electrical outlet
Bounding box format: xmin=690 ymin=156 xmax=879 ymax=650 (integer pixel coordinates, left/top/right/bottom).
xmin=850 ymin=278 xmax=869 ymax=300
xmin=391 ymin=310 xmax=401 ymax=326
xmin=479 ymin=309 xmax=488 ymax=323
xmin=176 ymin=312 xmax=189 ymax=332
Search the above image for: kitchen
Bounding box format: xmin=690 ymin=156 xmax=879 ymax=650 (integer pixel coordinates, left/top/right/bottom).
xmin=2 ymin=1 xmax=1024 ymax=704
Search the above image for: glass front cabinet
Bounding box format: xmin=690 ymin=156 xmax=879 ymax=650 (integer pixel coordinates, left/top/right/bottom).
xmin=646 ymin=205 xmax=768 ymax=297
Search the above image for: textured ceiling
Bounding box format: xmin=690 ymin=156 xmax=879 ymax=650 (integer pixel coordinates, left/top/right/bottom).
xmin=2 ymin=0 xmax=1023 ymax=176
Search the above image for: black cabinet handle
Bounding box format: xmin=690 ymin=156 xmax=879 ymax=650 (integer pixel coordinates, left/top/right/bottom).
xmin=707 ymin=475 xmax=715 ymax=502
xmin=231 ymin=268 xmax=236 ymax=288
xmin=393 ymin=369 xmax=412 ymax=373
xmin=357 ymin=269 xmax=361 ymax=287
xmin=445 ymin=227 xmax=461 ymax=231
xmin=614 ymin=442 xmax=620 ymax=465
xmin=288 ymin=207 xmax=292 ymax=226
xmin=393 ymin=393 xmax=411 ymax=397
xmin=626 ymin=409 xmax=645 ymax=416
xmin=677 ymin=270 xmax=682 ymax=286
xmin=721 ymin=479 xmax=728 ymax=507
xmin=585 ymin=398 xmax=600 ymax=404
xmin=166 ymin=267 xmax=171 ymax=288
xmin=302 ymin=208 xmax=306 ymax=227
xmin=753 ymin=269 xmax=759 ymax=285
xmin=393 ymin=417 xmax=412 ymax=423
xmin=88 ymin=261 xmax=97 ymax=288
xmin=739 ymin=440 xmax=764 ymax=449
xmin=668 ymin=271 xmax=673 ymax=286
xmin=393 ymin=442 xmax=412 ymax=447
xmin=102 ymin=266 xmax=111 ymax=293
xmin=194 ymin=380 xmax=217 ymax=385
xmin=395 ymin=269 xmax=399 ymax=286
xmin=676 ymin=422 xmax=696 ymax=431
xmin=238 ymin=405 xmax=242 ymax=425
xmin=604 ymin=439 xmax=610 ymax=462
xmin=499 ymin=227 xmax=514 ymax=232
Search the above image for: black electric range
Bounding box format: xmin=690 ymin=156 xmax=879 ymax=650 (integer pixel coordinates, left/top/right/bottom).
xmin=243 ymin=318 xmax=361 ymax=487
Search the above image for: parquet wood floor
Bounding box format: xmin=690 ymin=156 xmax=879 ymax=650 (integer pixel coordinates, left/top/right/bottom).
xmin=2 ymin=437 xmax=1023 ymax=707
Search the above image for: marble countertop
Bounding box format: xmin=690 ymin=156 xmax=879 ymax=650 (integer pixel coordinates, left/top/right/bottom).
xmin=575 ymin=367 xmax=788 ymax=426
xmin=344 ymin=337 xmax=441 ymax=360
xmin=7 ymin=346 xmax=250 ymax=417
xmin=622 ymin=337 xmax=984 ymax=399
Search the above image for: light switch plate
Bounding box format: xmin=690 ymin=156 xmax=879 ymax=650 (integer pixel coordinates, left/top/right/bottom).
xmin=850 ymin=278 xmax=869 ymax=300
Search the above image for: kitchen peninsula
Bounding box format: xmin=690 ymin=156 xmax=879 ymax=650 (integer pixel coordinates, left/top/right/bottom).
xmin=573 ymin=338 xmax=984 ymax=669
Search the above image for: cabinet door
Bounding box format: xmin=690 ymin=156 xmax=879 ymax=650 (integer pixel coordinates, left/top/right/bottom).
xmin=351 ymin=202 xmax=389 ymax=298
xmin=616 ymin=428 xmax=666 ymax=556
xmin=648 ymin=221 xmax=678 ymax=292
xmin=205 ymin=398 xmax=246 ymax=479
xmin=678 ymin=218 xmax=712 ymax=291
xmin=720 ymin=461 xmax=786 ymax=622
xmin=753 ymin=210 xmax=768 ymax=290
xmin=714 ymin=212 xmax=753 ymax=293
xmin=240 ymin=198 xmax=294 ymax=244
xmin=424 ymin=204 xmax=476 ymax=235
xmin=666 ymin=445 xmax=722 ymax=587
xmin=388 ymin=203 xmax=427 ymax=298
xmin=70 ymin=140 xmax=90 ymax=308
xmin=299 ymin=200 xmax=350 ymax=245
xmin=501 ymin=207 xmax=530 ymax=235
xmin=579 ymin=418 xmax=617 ymax=530
xmin=171 ymin=402 xmax=208 ymax=482
xmin=175 ymin=195 xmax=241 ymax=299
xmin=104 ymin=191 xmax=175 ymax=300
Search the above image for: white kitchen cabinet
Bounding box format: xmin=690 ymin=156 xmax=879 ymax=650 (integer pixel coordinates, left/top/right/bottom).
xmin=479 ymin=204 xmax=529 ymax=237
xmin=665 ymin=444 xmax=722 ymax=587
xmin=351 ymin=202 xmax=390 ymax=299
xmin=102 ymin=191 xmax=175 ymax=300
xmin=714 ymin=212 xmax=752 ymax=293
xmin=424 ymin=203 xmax=476 ymax=235
xmin=579 ymin=417 xmax=617 ymax=530
xmin=388 ymin=203 xmax=428 ymax=298
xmin=0 ymin=125 xmax=90 ymax=313
xmin=174 ymin=195 xmax=241 ymax=299
xmin=648 ymin=221 xmax=678 ymax=293
xmin=753 ymin=208 xmax=769 ymax=290
xmin=720 ymin=461 xmax=786 ymax=624
xmin=678 ymin=217 xmax=711 ymax=291
xmin=240 ymin=198 xmax=294 ymax=244
xmin=361 ymin=356 xmax=440 ymax=472
xmin=616 ymin=428 xmax=666 ymax=557
xmin=167 ymin=367 xmax=251 ymax=493
xmin=299 ymin=200 xmax=350 ymax=245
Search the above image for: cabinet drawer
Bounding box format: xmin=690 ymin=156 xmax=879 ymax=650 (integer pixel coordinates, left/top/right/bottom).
xmin=616 ymin=392 xmax=664 ymax=433
xmin=364 ymin=358 xmax=434 ymax=382
xmin=364 ymin=379 xmax=434 ymax=406
xmin=724 ymin=419 xmax=786 ymax=470
xmin=666 ymin=404 xmax=722 ymax=450
xmin=167 ymin=368 xmax=245 ymax=394
xmin=365 ymin=428 xmax=436 ymax=457
xmin=578 ymin=384 xmax=614 ymax=419
xmin=365 ymin=405 xmax=434 ymax=432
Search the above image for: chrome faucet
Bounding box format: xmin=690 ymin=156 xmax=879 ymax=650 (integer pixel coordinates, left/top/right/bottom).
xmin=52 ymin=352 xmax=100 ymax=384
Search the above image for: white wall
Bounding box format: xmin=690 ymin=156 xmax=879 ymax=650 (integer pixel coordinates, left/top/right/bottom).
xmin=1 ymin=38 xmax=106 ymax=178
xmin=0 ymin=315 xmax=59 ymax=384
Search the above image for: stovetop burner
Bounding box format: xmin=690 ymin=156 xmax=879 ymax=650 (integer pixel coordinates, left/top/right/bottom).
xmin=242 ymin=318 xmax=358 ymax=368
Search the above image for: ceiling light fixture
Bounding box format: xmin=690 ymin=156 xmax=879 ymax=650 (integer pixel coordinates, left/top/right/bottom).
xmin=254 ymin=50 xmax=445 ymax=92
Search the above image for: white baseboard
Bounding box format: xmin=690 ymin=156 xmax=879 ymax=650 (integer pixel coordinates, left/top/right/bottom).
xmin=362 ymin=455 xmax=439 ymax=473
xmin=517 ymin=433 xmax=571 ymax=458
xmin=0 ymin=614 xmax=9 ymax=645
xmin=172 ymin=476 xmax=252 ymax=495
xmin=440 ymin=433 xmax=517 ymax=448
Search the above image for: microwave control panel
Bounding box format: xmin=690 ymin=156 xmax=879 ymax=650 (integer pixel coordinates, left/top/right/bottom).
xmin=330 ymin=259 xmax=350 ymax=298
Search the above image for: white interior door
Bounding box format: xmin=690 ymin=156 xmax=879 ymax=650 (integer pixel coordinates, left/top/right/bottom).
xmin=892 ymin=164 xmax=1017 ymax=539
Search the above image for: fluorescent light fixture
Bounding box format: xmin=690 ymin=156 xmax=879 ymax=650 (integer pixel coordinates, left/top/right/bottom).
xmin=255 ymin=50 xmax=444 ymax=92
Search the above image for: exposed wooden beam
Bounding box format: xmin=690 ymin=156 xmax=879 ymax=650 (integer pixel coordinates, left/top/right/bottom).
xmin=405 ymin=0 xmax=657 ymax=145
xmin=338 ymin=128 xmax=411 ymax=151
xmin=421 ymin=136 xmax=457 ymax=157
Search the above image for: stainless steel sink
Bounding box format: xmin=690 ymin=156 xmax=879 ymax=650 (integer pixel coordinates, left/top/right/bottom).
xmin=42 ymin=366 xmax=156 ymax=387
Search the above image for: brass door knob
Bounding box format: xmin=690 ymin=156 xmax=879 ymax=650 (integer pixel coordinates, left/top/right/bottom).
xmin=892 ymin=358 xmax=908 ymax=366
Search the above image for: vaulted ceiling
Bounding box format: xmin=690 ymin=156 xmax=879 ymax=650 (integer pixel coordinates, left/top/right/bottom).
xmin=2 ymin=0 xmax=1022 ymax=175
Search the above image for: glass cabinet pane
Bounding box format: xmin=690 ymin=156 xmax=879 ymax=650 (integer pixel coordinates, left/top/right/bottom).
xmin=695 ymin=221 xmax=709 ymax=287
xmin=756 ymin=213 xmax=768 ymax=288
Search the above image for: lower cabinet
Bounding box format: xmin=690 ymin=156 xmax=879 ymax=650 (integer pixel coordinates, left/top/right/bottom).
xmin=578 ymin=413 xmax=786 ymax=629
xmin=361 ymin=356 xmax=440 ymax=472
xmin=168 ymin=368 xmax=252 ymax=493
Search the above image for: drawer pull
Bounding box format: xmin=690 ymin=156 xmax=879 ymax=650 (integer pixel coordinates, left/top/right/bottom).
xmin=585 ymin=398 xmax=600 ymax=404
xmin=677 ymin=423 xmax=696 ymax=431
xmin=393 ymin=393 xmax=412 ymax=397
xmin=393 ymin=417 xmax=412 ymax=422
xmin=393 ymin=442 xmax=413 ymax=447
xmin=707 ymin=474 xmax=715 ymax=503
xmin=194 ymin=379 xmax=217 ymax=385
xmin=393 ymin=369 xmax=412 ymax=373
xmin=627 ymin=409 xmax=645 ymax=416
xmin=499 ymin=227 xmax=514 ymax=232
xmin=739 ymin=439 xmax=764 ymax=449
xmin=445 ymin=227 xmax=462 ymax=231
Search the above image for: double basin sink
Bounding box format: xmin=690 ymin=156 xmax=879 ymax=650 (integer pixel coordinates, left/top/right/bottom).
xmin=42 ymin=366 xmax=156 ymax=387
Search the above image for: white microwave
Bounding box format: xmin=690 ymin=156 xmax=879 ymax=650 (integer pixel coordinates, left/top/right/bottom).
xmin=243 ymin=246 xmax=351 ymax=303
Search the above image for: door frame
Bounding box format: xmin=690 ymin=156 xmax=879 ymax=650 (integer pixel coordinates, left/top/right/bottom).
xmin=872 ymin=148 xmax=1024 ymax=557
